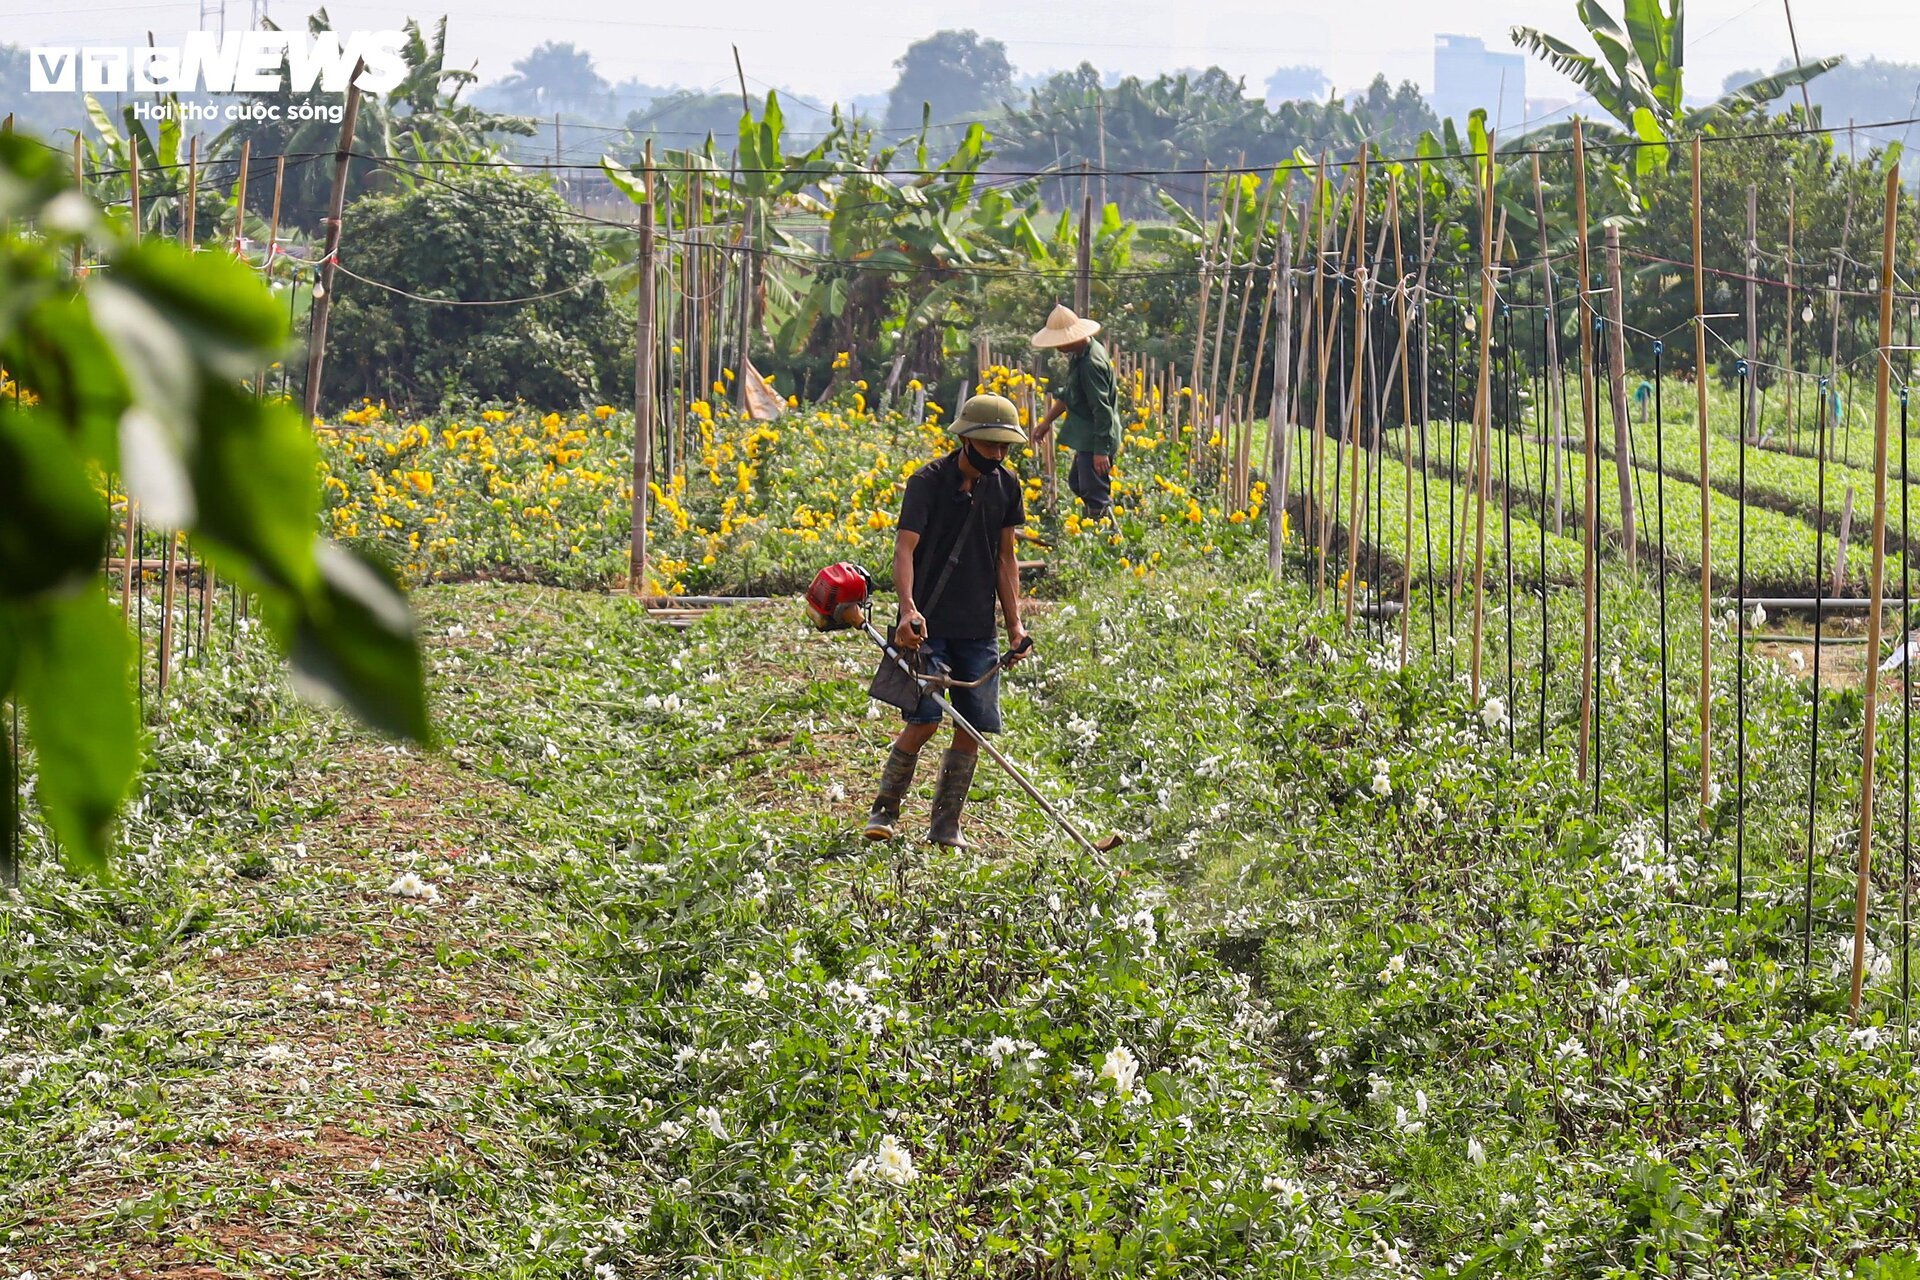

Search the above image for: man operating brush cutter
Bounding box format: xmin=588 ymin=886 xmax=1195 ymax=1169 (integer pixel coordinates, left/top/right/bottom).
xmin=859 ymin=392 xmax=1033 ymax=848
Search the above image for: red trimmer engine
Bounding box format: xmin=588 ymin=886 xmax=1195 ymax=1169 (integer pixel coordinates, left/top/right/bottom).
xmin=805 ymin=561 xmax=874 ymax=631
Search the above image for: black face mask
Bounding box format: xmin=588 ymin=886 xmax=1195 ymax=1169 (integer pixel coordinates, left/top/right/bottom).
xmin=963 ymin=441 xmax=1004 ymax=474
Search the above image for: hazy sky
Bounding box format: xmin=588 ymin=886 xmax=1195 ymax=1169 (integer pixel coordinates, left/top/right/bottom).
xmin=4 ymin=0 xmax=1912 ymax=113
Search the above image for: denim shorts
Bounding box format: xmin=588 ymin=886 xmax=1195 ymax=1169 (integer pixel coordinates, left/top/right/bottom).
xmin=903 ymin=635 xmax=1003 ymax=733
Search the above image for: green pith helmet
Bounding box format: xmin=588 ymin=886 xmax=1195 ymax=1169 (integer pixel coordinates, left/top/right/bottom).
xmin=953 ymin=393 xmax=1029 ymax=444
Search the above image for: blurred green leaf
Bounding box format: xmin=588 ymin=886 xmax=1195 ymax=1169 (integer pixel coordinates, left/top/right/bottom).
xmin=288 ymin=542 xmax=430 ymax=742
xmin=0 ymin=411 xmax=110 ymax=599
xmin=187 ymin=384 xmax=321 ymax=597
xmin=15 ymin=592 xmax=139 ymax=877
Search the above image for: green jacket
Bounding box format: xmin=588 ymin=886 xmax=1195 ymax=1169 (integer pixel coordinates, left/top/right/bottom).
xmin=1055 ymin=338 xmax=1122 ymax=457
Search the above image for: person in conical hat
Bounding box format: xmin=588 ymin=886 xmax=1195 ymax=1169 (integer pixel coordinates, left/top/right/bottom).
xmin=861 ymin=392 xmax=1033 ymax=851
xmin=1030 ymin=304 xmax=1120 ymax=520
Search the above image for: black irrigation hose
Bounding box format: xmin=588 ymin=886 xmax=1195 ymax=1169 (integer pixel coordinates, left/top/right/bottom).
xmin=1805 ymin=375 xmax=1833 ymax=976
xmin=1737 ymin=360 xmax=1750 ymax=917
xmin=1654 ymin=342 xmax=1672 ymax=857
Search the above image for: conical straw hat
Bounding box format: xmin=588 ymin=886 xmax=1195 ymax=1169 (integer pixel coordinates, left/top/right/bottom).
xmin=1030 ymin=303 xmax=1102 ymax=348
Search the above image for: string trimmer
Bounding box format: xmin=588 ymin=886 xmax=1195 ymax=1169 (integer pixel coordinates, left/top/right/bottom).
xmin=806 ymin=562 xmax=1123 ymax=856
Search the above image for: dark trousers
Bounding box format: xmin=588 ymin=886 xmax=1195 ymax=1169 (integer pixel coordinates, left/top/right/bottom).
xmin=1068 ymin=450 xmax=1112 ymax=519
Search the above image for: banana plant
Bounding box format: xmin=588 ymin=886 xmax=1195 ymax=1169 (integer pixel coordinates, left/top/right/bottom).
xmin=1512 ymin=0 xmax=1839 ymax=171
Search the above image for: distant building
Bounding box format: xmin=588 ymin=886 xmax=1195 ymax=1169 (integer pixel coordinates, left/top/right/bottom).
xmin=1433 ymin=34 xmax=1526 ymax=131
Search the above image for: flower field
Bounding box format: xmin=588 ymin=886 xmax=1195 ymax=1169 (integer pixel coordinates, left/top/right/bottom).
xmin=313 ymin=365 xmax=1273 ymax=598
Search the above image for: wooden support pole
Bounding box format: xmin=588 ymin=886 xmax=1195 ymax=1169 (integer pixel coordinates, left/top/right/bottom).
xmin=1390 ymin=178 xmax=1416 ymax=665
xmin=1314 ymin=163 xmax=1359 ymax=607
xmin=1574 ymin=120 xmax=1600 ymax=778
xmin=630 ymin=144 xmax=658 ymax=595
xmin=1269 ymin=229 xmax=1295 ymax=579
xmin=1851 ymin=163 xmax=1901 ymax=1018
xmin=1307 ymin=157 xmax=1333 ymax=599
xmin=1468 ymin=135 xmax=1499 ymax=702
xmin=1186 ymin=165 xmax=1218 ymax=466
xmin=72 ymin=135 xmax=84 ymax=273
xmin=1692 ymin=137 xmax=1715 ymax=817
xmin=1076 ymin=161 xmax=1093 ymax=316
xmin=1530 ymin=153 xmax=1567 ymax=536
xmin=157 ymin=532 xmax=178 ymax=699
xmin=1245 ymin=194 xmax=1290 ymax=512
xmin=231 ymin=139 xmax=251 ymax=257
xmin=1205 ymin=172 xmax=1240 ymax=485
xmin=1229 ymin=178 xmax=1280 ymax=505
xmin=1605 ymin=224 xmax=1637 ymax=569
xmin=1341 ymin=148 xmax=1372 ymax=632
xmin=184 ymin=136 xmax=198 ymax=247
xmin=1785 ymin=185 xmax=1797 ymax=452
xmin=302 ymin=63 xmax=366 ymax=427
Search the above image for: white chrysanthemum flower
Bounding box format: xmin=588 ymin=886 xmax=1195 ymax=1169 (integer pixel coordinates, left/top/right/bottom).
xmin=1415 ymin=1088 xmax=1429 ymax=1116
xmin=1555 ymin=1036 xmax=1588 ymax=1064
xmin=1703 ymin=957 xmax=1731 ymax=986
xmin=387 ymin=871 xmax=440 ymax=903
xmin=696 ymin=1105 xmax=728 ymax=1141
xmin=1467 ymin=1136 xmax=1486 ymax=1166
xmin=1262 ymin=1174 xmax=1308 ymax=1205
xmin=872 ymin=1134 xmax=918 ymax=1185
xmin=742 ymin=971 xmax=767 ymax=999
xmin=1751 ymin=601 xmax=1767 ymax=628
xmin=1371 ymin=759 xmax=1393 ymax=797
xmin=1393 ymin=1105 xmax=1425 ymax=1136
xmin=1099 ymin=1044 xmax=1141 ymax=1100
xmin=1377 ymin=953 xmax=1407 ymax=983
xmin=1479 ymin=696 xmax=1509 ymax=732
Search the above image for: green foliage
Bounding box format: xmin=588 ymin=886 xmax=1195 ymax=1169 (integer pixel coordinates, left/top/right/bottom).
xmin=0 ymin=131 xmax=427 ymax=878
xmin=209 ymin=9 xmax=536 ymax=230
xmin=1511 ymin=0 xmax=1840 ymax=146
xmin=325 ymin=171 xmax=625 ymax=413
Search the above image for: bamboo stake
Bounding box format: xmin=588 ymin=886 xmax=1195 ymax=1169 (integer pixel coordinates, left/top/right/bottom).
xmin=1245 ymin=194 xmax=1292 ymax=511
xmin=1269 ymin=229 xmax=1295 ymax=578
xmin=1574 ymin=121 xmax=1600 ymax=780
xmin=1692 ymin=137 xmax=1715 ymax=817
xmin=1307 ymin=156 xmax=1333 ymax=599
xmin=301 ymin=67 xmax=363 ymax=426
xmin=1341 ymin=148 xmax=1372 ymax=632
xmin=1390 ymin=179 xmax=1416 ymax=665
xmin=1454 ymin=209 xmax=1507 ymax=599
xmin=1226 ymin=173 xmax=1279 ymax=502
xmin=231 ymin=140 xmax=251 ymax=257
xmin=1467 ymin=137 xmax=1500 ymax=704
xmin=630 ymin=143 xmax=658 ymax=595
xmin=1530 ymin=154 xmax=1567 ymax=536
xmin=1204 ymin=183 xmax=1238 ymax=485
xmin=1605 ymin=224 xmax=1636 ymax=569
xmin=122 ymin=149 xmax=142 ymax=626
xmin=1188 ymin=165 xmax=1221 ymax=471
xmin=157 ymin=532 xmax=178 ymax=700
xmin=72 ymin=136 xmax=84 ymax=273
xmin=1313 ymin=163 xmax=1359 ymax=607
xmin=1850 ymin=164 xmax=1901 ymax=1018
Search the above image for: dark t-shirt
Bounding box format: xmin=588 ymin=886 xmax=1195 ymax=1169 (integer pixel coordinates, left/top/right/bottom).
xmin=896 ymin=449 xmax=1026 ymax=640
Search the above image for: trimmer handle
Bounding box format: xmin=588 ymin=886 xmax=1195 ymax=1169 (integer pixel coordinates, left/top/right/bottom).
xmin=999 ymin=635 xmax=1035 ymax=667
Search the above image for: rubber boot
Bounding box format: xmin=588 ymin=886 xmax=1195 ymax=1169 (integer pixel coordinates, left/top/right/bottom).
xmin=927 ymin=748 xmax=979 ymax=848
xmin=863 ymin=746 xmax=920 ymax=840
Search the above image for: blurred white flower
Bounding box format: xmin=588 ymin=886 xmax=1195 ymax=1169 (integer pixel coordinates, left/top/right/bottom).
xmin=1703 ymin=957 xmax=1731 ymax=986
xmin=387 ymin=871 xmax=440 ymax=903
xmin=1751 ymin=602 xmax=1767 ymax=629
xmin=696 ymin=1105 xmax=728 ymax=1141
xmin=1467 ymin=1136 xmax=1486 ymax=1166
xmin=1479 ymin=696 xmax=1509 ymax=732
xmin=1393 ymin=1105 xmax=1425 ymax=1136
xmin=1099 ymin=1044 xmax=1141 ymax=1101
xmin=742 ymin=971 xmax=767 ymax=999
